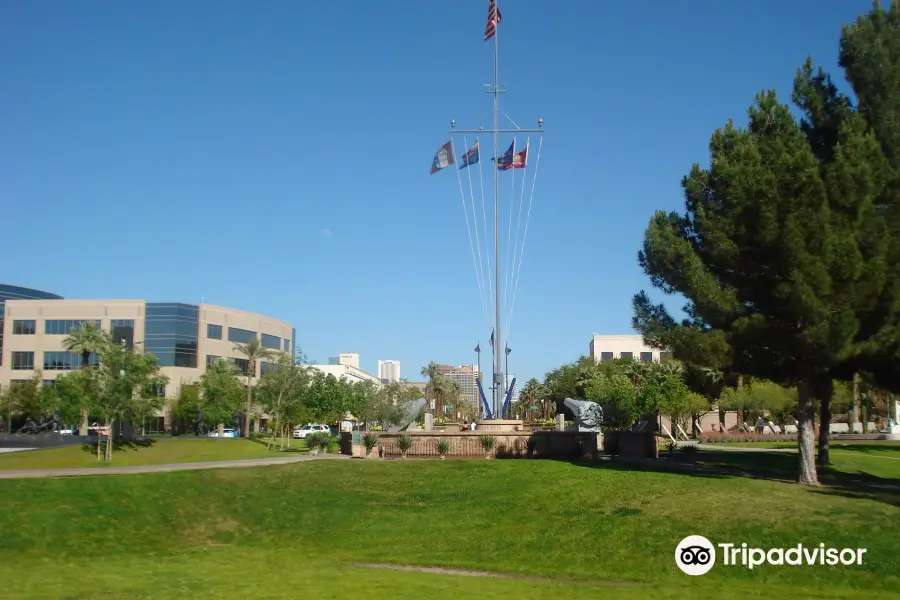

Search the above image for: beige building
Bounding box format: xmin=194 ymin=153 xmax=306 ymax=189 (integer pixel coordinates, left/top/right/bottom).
xmin=328 ymin=353 xmax=359 ymax=369
xmin=588 ymin=334 xmax=670 ymax=364
xmin=308 ymin=363 xmax=382 ymax=386
xmin=437 ymin=364 xmax=480 ymax=414
xmin=0 ymin=294 xmax=295 ymax=407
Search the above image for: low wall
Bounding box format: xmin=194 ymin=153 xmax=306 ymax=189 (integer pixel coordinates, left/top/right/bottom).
xmin=698 ymin=432 xmax=798 ymax=443
xmin=0 ymin=434 xmax=95 ymax=449
xmin=341 ymin=431 xmax=602 ymax=459
xmin=603 ymin=431 xmax=658 ymax=459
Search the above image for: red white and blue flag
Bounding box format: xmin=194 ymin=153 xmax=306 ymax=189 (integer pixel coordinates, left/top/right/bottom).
xmin=460 ymin=140 xmax=480 ymax=169
xmin=430 ymin=140 xmax=455 ymax=174
xmin=485 ymin=0 xmax=502 ymax=41
xmin=497 ymin=140 xmax=527 ymax=171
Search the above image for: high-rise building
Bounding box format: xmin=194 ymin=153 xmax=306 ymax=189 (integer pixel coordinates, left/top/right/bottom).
xmin=328 ymin=353 xmax=359 ymax=369
xmin=377 ymin=359 xmax=400 ymax=383
xmin=438 ymin=364 xmax=480 ymax=416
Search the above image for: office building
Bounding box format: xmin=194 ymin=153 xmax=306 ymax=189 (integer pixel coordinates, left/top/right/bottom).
xmin=377 ymin=359 xmax=401 ymax=383
xmin=328 ymin=353 xmax=359 ymax=369
xmin=0 ymin=284 xmax=295 ymax=405
xmin=437 ymin=364 xmax=480 ymax=412
xmin=588 ymin=334 xmax=670 ymax=363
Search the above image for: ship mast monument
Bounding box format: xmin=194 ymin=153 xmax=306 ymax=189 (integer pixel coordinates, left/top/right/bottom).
xmin=429 ymin=0 xmax=544 ymax=419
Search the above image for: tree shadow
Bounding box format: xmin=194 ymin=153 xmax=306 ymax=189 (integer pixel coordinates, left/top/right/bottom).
xmin=829 ymin=442 xmax=900 ymax=455
xmin=80 ymin=437 xmax=156 ymax=454
xmin=570 ymin=450 xmax=900 ymax=508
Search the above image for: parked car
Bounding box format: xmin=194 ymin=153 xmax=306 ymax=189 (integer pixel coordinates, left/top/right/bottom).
xmin=208 ymin=428 xmax=237 ymax=438
xmin=293 ymin=424 xmax=330 ymax=439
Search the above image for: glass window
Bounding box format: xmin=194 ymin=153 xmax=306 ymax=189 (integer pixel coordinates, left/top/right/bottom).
xmin=640 ymin=352 xmax=653 ymax=363
xmin=144 ymin=303 xmax=199 ymax=368
xmin=659 ymin=351 xmax=672 ymax=363
xmin=283 ymin=338 xmax=290 ymax=352
xmin=260 ymin=361 xmax=277 ymax=376
xmin=261 ymin=333 xmax=280 ymax=350
xmin=620 ymin=352 xmax=633 ymax=359
xmin=207 ymin=324 xmax=223 ymax=340
xmin=228 ymin=327 xmax=256 ymax=344
xmin=111 ymin=319 xmax=135 ymax=349
xmin=43 ymin=351 xmax=97 ymax=371
xmin=45 ymin=319 xmax=102 ymax=335
xmin=11 ymin=351 xmax=34 ymax=370
xmin=206 ymin=354 xmax=220 ymax=367
xmin=230 ymin=357 xmax=251 ymax=376
xmin=12 ymin=320 xmax=36 ymax=335
xmin=600 ymin=352 xmax=614 ymax=362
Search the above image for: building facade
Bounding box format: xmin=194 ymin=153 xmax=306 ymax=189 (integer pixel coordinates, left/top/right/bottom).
xmin=307 ymin=363 xmax=382 ymax=386
xmin=0 ymin=290 xmax=295 ymax=405
xmin=588 ymin=334 xmax=670 ymax=364
xmin=437 ymin=364 xmax=480 ymax=413
xmin=328 ymin=353 xmax=359 ymax=369
xmin=377 ymin=359 xmax=401 ymax=383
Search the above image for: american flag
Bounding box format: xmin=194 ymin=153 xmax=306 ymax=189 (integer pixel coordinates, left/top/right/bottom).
xmin=484 ymin=0 xmax=502 ymax=41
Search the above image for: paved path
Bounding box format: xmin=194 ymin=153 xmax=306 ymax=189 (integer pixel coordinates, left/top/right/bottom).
xmin=0 ymin=454 xmax=348 ymax=479
xmin=695 ymin=443 xmax=900 ymax=461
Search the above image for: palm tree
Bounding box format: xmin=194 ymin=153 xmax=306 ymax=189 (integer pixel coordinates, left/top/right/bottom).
xmin=62 ymin=322 xmax=108 ymax=436
xmin=232 ymin=336 xmax=277 ymax=437
xmin=518 ymin=378 xmax=547 ymax=422
xmin=420 ymin=361 xmax=441 ymax=415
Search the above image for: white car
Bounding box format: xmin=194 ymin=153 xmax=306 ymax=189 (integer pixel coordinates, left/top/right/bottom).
xmin=208 ymin=428 xmax=237 ymax=438
xmin=293 ymin=424 xmax=330 ymax=439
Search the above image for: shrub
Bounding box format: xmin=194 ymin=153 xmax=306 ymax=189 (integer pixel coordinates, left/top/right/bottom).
xmin=665 ymin=441 xmax=677 ymax=455
xmin=680 ymin=444 xmax=698 ymax=457
xmin=435 ymin=438 xmax=450 ymax=459
xmin=306 ymin=432 xmax=330 ymax=454
xmin=479 ymin=435 xmax=496 ymax=458
xmin=362 ymin=433 xmax=380 ymax=458
xmin=397 ymin=434 xmax=414 ymax=458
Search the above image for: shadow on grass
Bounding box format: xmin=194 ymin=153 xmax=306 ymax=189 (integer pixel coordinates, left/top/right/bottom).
xmin=80 ymin=437 xmax=156 ymax=454
xmin=829 ymin=443 xmax=900 ymax=455
xmin=247 ymin=436 xmax=310 ymax=454
xmin=571 ymin=450 xmax=900 ymax=508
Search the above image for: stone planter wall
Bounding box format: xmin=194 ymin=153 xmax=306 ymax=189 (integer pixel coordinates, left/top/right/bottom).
xmin=341 ymin=431 xmax=602 ymax=459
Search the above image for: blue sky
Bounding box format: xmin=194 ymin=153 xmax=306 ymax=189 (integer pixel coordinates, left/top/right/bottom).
xmin=0 ymin=0 xmax=874 ymax=383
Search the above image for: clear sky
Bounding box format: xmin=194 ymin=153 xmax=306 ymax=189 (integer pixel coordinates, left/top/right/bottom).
xmin=0 ymin=0 xmax=875 ymax=383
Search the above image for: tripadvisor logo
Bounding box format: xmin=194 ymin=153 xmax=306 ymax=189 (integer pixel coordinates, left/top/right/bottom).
xmin=675 ymin=535 xmax=867 ymax=575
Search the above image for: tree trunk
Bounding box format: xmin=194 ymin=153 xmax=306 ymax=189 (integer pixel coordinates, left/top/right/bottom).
xmin=817 ymin=380 xmax=832 ymax=466
xmin=850 ymin=372 xmax=861 ymax=433
xmin=243 ymin=372 xmax=253 ymax=438
xmin=104 ymin=420 xmax=114 ymax=461
xmin=96 ymin=429 xmax=102 ymax=460
xmin=796 ymin=382 xmax=820 ymax=485
xmin=79 ymin=352 xmax=91 ymax=437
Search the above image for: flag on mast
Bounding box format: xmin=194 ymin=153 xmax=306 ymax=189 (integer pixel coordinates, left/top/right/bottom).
xmin=510 ymin=141 xmax=528 ymax=169
xmin=496 ymin=139 xmax=515 ymax=170
xmin=489 ymin=329 xmax=494 ymax=348
xmin=474 ymin=342 xmax=481 ymax=353
xmin=430 ymin=140 xmax=455 ymax=174
xmin=460 ymin=140 xmax=480 ymax=169
xmin=484 ymin=0 xmax=502 ymax=41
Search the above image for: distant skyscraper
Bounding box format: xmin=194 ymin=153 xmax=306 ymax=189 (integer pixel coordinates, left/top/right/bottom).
xmin=378 ymin=360 xmax=401 ymax=383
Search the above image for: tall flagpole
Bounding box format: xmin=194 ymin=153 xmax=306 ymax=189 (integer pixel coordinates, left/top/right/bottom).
xmin=447 ymin=1 xmax=543 ymax=418
xmin=492 ymin=2 xmax=502 ymax=420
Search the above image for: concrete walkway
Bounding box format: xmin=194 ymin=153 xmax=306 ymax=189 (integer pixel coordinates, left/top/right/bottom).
xmin=0 ymin=453 xmax=348 ymax=479
xmin=695 ymin=443 xmax=900 ymax=461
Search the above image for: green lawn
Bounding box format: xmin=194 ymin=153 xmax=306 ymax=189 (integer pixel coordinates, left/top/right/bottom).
xmin=707 ymin=440 xmax=900 ymax=454
xmin=0 ymin=438 xmax=299 ymax=470
xmin=0 ymin=456 xmax=898 ymax=599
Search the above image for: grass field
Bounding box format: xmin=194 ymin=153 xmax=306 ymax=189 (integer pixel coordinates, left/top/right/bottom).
xmin=0 ymin=438 xmax=294 ymax=470
xmin=0 ymin=452 xmax=898 ymax=599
